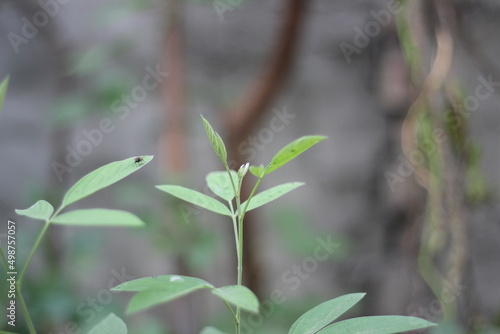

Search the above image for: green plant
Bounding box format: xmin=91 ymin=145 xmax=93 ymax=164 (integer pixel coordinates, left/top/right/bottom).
xmin=2 ymin=155 xmax=152 ymax=334
xmin=111 ymin=116 xmax=436 ymax=334
xmin=0 ymin=93 xmax=436 ymax=332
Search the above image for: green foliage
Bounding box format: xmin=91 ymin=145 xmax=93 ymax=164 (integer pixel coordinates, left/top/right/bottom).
xmin=211 ymin=285 xmax=260 ymax=314
xmin=51 ymin=209 xmax=144 ymax=227
xmin=15 ymin=200 xmax=54 ymax=221
xmin=113 ymin=275 xmax=214 ymax=314
xmin=315 ymin=316 xmax=436 ymax=334
xmin=0 ymin=76 xmax=9 ymax=113
xmin=62 ymin=155 xmax=153 ymax=208
xmin=112 ymin=117 xmax=435 ymax=334
xmin=200 ymin=327 xmax=227 ymax=334
xmin=87 ymin=313 xmax=127 ymax=334
xmin=249 ymin=164 xmax=265 ymax=178
xmin=264 ymin=135 xmax=327 ymax=175
xmin=5 ymin=115 xmax=437 ymax=334
xmin=4 ymin=156 xmax=152 ymax=333
xmin=156 ymin=185 xmax=232 ymax=216
xmin=241 ymin=182 xmax=304 ymax=212
xmin=201 ymin=115 xmax=228 ymax=167
xmin=206 ymin=171 xmax=239 ymax=201
xmin=289 ymin=294 xmax=435 ymax=334
xmin=288 ymin=293 xmax=366 ymax=334
xmin=112 ymin=275 xmax=260 ymax=315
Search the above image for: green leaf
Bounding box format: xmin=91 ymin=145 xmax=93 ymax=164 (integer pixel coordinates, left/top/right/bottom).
xmin=266 ymin=136 xmax=327 ymax=175
xmin=201 ymin=115 xmax=228 ymax=166
xmin=15 ymin=200 xmax=54 ymax=221
xmin=206 ymin=171 xmax=238 ymax=202
xmin=242 ymin=182 xmax=304 ymax=212
xmin=212 ymin=285 xmax=260 ymax=314
xmin=289 ymin=293 xmax=365 ymax=334
xmin=200 ymin=327 xmax=228 ymax=334
xmin=87 ymin=313 xmax=127 ymax=334
xmin=0 ymin=76 xmax=9 ymax=113
xmin=156 ymin=185 xmax=232 ymax=216
xmin=249 ymin=165 xmax=265 ymax=178
xmin=316 ymin=316 xmax=437 ymax=334
xmin=61 ymin=156 xmax=153 ymax=209
xmin=111 ymin=275 xmax=213 ymax=314
xmin=51 ymin=209 xmax=145 ymax=227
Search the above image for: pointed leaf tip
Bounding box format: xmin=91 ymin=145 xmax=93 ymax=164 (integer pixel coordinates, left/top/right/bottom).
xmin=16 ymin=200 xmax=54 ymax=221
xmin=201 ymin=115 xmax=228 ymax=166
xmin=61 ymin=156 xmax=153 ymax=209
xmin=266 ymin=136 xmax=327 ymax=175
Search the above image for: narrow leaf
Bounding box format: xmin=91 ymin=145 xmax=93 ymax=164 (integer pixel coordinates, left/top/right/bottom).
xmin=249 ymin=165 xmax=265 ymax=178
xmin=16 ymin=200 xmax=54 ymax=221
xmin=111 ymin=275 xmax=213 ymax=314
xmin=316 ymin=316 xmax=437 ymax=334
xmin=242 ymin=182 xmax=304 ymax=212
xmin=266 ymin=136 xmax=326 ymax=175
xmin=206 ymin=171 xmax=238 ymax=202
xmin=88 ymin=313 xmax=127 ymax=334
xmin=0 ymin=76 xmax=9 ymax=112
xmin=201 ymin=115 xmax=228 ymax=165
xmin=200 ymin=327 xmax=227 ymax=334
xmin=156 ymin=185 xmax=232 ymax=216
xmin=61 ymin=156 xmax=153 ymax=209
xmin=289 ymin=293 xmax=366 ymax=334
xmin=51 ymin=209 xmax=145 ymax=227
xmin=212 ymin=285 xmax=260 ymax=314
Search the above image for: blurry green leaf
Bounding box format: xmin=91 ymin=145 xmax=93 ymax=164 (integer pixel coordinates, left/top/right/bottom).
xmin=0 ymin=76 xmax=9 ymax=113
xmin=316 ymin=316 xmax=436 ymax=334
xmin=61 ymin=156 xmax=153 ymax=209
xmin=266 ymin=136 xmax=327 ymax=175
xmin=112 ymin=275 xmax=213 ymax=314
xmin=16 ymin=200 xmax=54 ymax=221
xmin=88 ymin=313 xmax=127 ymax=334
xmin=70 ymin=47 xmax=107 ymax=75
xmin=200 ymin=327 xmax=227 ymax=334
xmin=51 ymin=209 xmax=145 ymax=227
xmin=430 ymin=321 xmax=464 ymax=334
xmin=249 ymin=165 xmax=265 ymax=178
xmin=201 ymin=115 xmax=228 ymax=166
xmin=242 ymin=182 xmax=304 ymax=212
xmin=289 ymin=293 xmax=365 ymax=334
xmin=271 ymin=208 xmax=348 ymax=258
xmin=52 ymin=95 xmax=90 ymax=126
xmin=212 ymin=285 xmax=259 ymax=314
xmin=206 ymin=171 xmax=238 ymax=202
xmin=156 ymin=185 xmax=231 ymax=216
xmin=94 ymin=70 xmax=134 ymax=108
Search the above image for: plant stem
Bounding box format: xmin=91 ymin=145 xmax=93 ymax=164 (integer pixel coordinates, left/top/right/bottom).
xmin=18 ymin=220 xmax=50 ymax=287
xmin=228 ymin=202 xmax=240 ymax=274
xmin=240 ymin=176 xmax=264 ymax=222
xmin=14 ymin=219 xmax=51 ymax=334
xmin=17 ymin=288 xmax=36 ymax=334
xmin=222 ymin=299 xmax=239 ymax=330
xmin=0 ymin=244 xmax=8 ymax=271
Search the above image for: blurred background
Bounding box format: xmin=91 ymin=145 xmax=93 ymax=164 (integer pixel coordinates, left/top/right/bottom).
xmin=1 ymin=0 xmax=500 ymax=333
